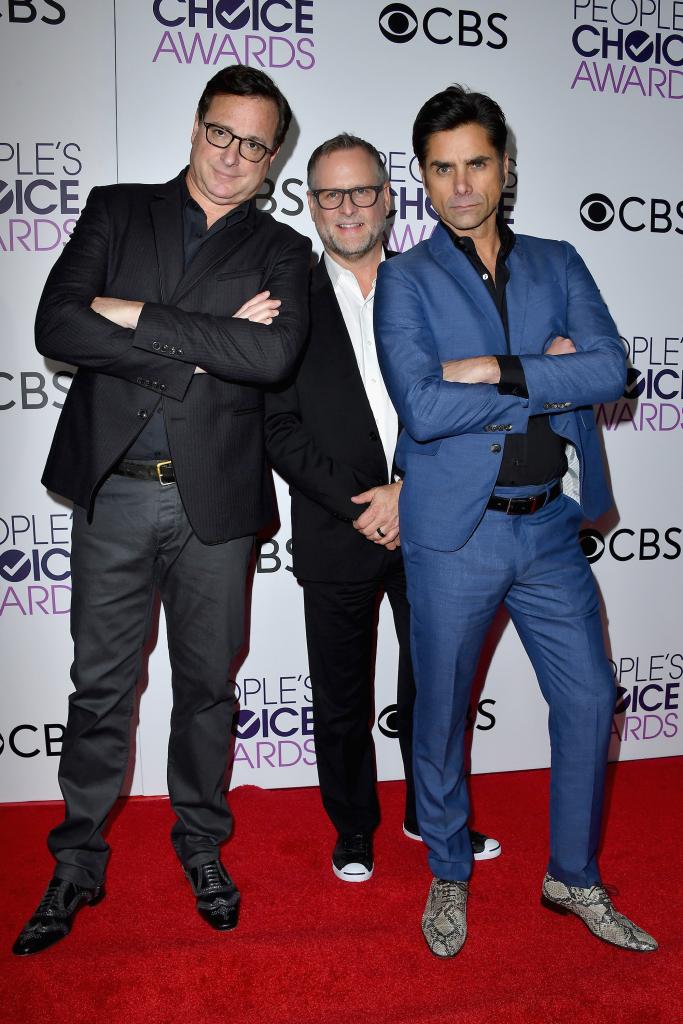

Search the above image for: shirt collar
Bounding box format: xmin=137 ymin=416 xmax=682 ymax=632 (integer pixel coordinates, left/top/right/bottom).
xmin=324 ymin=248 xmax=385 ymax=294
xmin=447 ymin=216 xmax=516 ymax=261
xmin=180 ymin=174 xmax=250 ymax=231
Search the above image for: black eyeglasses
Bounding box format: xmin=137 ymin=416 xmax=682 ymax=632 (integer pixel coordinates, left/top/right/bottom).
xmin=310 ymin=185 xmax=386 ymax=210
xmin=202 ymin=121 xmax=274 ymax=163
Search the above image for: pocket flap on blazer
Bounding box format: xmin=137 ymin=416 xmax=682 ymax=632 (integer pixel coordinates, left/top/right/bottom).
xmin=216 ymin=267 xmax=265 ymax=281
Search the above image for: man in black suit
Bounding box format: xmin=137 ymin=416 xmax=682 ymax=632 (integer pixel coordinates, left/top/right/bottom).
xmin=13 ymin=66 xmax=311 ymax=956
xmin=265 ymin=135 xmax=499 ymax=882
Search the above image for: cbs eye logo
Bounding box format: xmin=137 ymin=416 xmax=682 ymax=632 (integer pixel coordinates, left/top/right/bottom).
xmin=379 ymin=3 xmax=418 ymax=42
xmin=579 ymin=528 xmax=605 ymax=563
xmin=377 ymin=704 xmax=399 ymax=738
xmin=580 ymin=193 xmax=615 ymax=232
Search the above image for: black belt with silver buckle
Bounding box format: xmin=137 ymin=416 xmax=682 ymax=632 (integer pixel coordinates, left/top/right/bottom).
xmin=486 ymin=480 xmax=562 ymax=516
xmin=112 ymin=459 xmax=175 ymax=485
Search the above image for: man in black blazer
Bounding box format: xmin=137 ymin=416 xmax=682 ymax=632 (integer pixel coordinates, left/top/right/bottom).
xmin=13 ymin=66 xmax=311 ymax=956
xmin=265 ymin=135 xmax=499 ymax=882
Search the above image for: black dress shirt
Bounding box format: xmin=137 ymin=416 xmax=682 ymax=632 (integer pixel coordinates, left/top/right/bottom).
xmin=447 ymin=221 xmax=567 ymax=487
xmin=124 ymin=177 xmax=249 ymax=461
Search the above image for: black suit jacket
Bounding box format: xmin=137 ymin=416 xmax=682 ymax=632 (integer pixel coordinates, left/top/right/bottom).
xmin=35 ymin=171 xmax=312 ymax=544
xmin=265 ymin=254 xmax=401 ymax=582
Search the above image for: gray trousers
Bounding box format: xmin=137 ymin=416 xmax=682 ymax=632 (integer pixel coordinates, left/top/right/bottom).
xmin=49 ymin=473 xmax=253 ymax=888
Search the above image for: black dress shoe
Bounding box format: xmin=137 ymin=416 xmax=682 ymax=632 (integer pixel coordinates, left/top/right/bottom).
xmin=12 ymin=876 xmax=104 ymax=956
xmin=332 ymin=833 xmax=374 ymax=882
xmin=184 ymin=860 xmax=240 ymax=931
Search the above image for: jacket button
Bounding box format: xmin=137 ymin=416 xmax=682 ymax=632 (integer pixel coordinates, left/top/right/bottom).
xmin=504 ymin=424 xmax=512 ymax=431
xmin=152 ymin=341 xmax=160 ymax=350
xmin=136 ymin=377 xmax=143 ymax=384
xmin=177 ymin=348 xmax=184 ymax=356
xmin=490 ymin=443 xmax=502 ymax=453
xmin=137 ymin=409 xmax=148 ymax=419
xmin=162 ymin=344 xmax=169 ymax=352
xmin=160 ymin=383 xmax=167 ymax=391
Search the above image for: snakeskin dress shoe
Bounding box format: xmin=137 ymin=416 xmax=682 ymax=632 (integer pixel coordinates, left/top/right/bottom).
xmin=12 ymin=876 xmax=104 ymax=956
xmin=541 ymin=873 xmax=657 ymax=952
xmin=421 ymin=878 xmax=468 ymax=958
xmin=185 ymin=860 xmax=240 ymax=931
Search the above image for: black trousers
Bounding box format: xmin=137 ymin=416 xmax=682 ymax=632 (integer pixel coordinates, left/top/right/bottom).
xmin=302 ymin=554 xmax=417 ymax=837
xmin=49 ymin=473 xmax=252 ymax=889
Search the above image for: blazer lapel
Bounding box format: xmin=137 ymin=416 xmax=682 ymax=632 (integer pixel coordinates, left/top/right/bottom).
xmin=170 ymin=202 xmax=256 ymax=305
xmin=427 ymin=222 xmax=507 ymax=352
xmin=505 ymin=240 xmax=530 ymax=356
xmin=149 ymin=177 xmax=185 ymax=303
xmin=312 ymin=258 xmax=388 ymax=478
xmin=311 ymin=258 xmax=372 ymax=400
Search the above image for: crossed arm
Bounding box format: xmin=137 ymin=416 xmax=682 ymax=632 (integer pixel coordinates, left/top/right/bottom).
xmin=35 ymin=186 xmax=311 ymax=397
xmin=442 ymin=336 xmax=577 ymax=385
xmin=91 ymin=290 xmax=282 ymax=373
xmin=374 ymin=244 xmax=625 ymax=443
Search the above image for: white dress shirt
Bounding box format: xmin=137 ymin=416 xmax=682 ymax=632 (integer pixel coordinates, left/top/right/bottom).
xmin=324 ymin=251 xmax=397 ymax=481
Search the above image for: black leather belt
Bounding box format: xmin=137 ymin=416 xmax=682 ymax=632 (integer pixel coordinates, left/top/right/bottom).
xmin=112 ymin=459 xmax=175 ymax=485
xmin=487 ymin=480 xmax=562 ymax=515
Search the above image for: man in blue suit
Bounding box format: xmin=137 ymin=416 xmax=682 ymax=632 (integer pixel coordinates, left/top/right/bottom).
xmin=374 ymin=85 xmax=657 ymax=958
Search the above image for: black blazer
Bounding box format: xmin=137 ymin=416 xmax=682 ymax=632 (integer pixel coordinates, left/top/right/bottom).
xmin=265 ymin=254 xmax=401 ymax=582
xmin=35 ymin=171 xmax=312 ymax=544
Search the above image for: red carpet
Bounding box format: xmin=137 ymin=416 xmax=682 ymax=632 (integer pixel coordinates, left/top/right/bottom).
xmin=1 ymin=759 xmax=681 ymax=1024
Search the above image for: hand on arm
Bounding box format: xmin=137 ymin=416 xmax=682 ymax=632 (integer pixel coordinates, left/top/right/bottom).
xmin=194 ymin=291 xmax=281 ymax=374
xmin=233 ymin=290 xmax=281 ymax=325
xmin=350 ymin=481 xmax=402 ymax=549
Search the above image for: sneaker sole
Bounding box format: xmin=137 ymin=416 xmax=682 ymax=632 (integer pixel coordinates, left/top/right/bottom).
xmin=473 ymin=842 xmax=501 ymax=862
xmin=332 ymin=861 xmax=373 ymax=883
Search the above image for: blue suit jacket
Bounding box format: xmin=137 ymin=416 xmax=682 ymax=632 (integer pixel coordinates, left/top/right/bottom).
xmin=374 ymin=223 xmax=626 ymax=551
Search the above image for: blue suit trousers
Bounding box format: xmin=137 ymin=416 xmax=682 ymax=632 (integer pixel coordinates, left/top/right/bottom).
xmin=401 ymin=487 xmax=615 ymax=887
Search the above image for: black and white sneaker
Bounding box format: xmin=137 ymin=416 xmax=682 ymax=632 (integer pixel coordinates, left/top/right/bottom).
xmin=403 ymin=824 xmax=502 ymax=861
xmin=332 ymin=833 xmax=374 ymax=882
xmin=469 ymin=829 xmax=501 ymax=861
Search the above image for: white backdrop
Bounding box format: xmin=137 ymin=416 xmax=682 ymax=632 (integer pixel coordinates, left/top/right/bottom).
xmin=1 ymin=0 xmax=681 ymax=802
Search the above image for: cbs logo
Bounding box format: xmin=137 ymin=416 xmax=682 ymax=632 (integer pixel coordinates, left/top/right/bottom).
xmin=580 ymin=527 xmax=682 ymax=563
xmin=580 ymin=192 xmax=683 ymax=234
xmin=378 ymin=3 xmax=507 ymax=48
xmin=0 ymin=0 xmax=64 ymax=23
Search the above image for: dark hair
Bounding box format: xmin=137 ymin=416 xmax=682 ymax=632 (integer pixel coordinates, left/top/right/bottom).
xmin=307 ymin=133 xmax=389 ymax=188
xmin=412 ymin=85 xmax=507 ymax=166
xmin=197 ymin=66 xmax=292 ymax=150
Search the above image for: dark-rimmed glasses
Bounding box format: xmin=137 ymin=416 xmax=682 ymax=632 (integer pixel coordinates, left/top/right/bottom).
xmin=202 ymin=121 xmax=274 ymax=163
xmin=310 ymin=185 xmax=386 ymax=210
